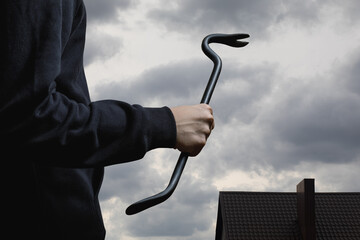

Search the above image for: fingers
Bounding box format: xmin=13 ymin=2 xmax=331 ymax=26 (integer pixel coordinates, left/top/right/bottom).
xmin=170 ymin=104 xmax=215 ymax=157
xmin=195 ymin=104 xmax=215 ymax=148
xmin=199 ymin=103 xmax=215 ymax=135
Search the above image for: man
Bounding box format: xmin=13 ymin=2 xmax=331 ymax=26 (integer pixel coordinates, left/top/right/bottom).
xmin=1 ymin=1 xmax=214 ymax=239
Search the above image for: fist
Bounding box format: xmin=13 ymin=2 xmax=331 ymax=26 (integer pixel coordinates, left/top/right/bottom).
xmin=170 ymin=104 xmax=215 ymax=156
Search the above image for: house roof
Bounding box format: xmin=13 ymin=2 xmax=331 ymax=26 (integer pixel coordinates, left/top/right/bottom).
xmin=315 ymin=193 xmax=360 ymax=239
xmin=216 ymin=191 xmax=360 ymax=240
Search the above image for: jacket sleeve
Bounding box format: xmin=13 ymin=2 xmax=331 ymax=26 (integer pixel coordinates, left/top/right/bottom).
xmin=0 ymin=0 xmax=176 ymax=167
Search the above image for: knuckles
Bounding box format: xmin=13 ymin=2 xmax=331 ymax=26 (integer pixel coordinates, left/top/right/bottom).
xmin=174 ymin=104 xmax=215 ymax=157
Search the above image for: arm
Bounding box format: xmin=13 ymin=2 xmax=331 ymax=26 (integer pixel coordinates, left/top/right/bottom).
xmin=0 ymin=0 xmax=176 ymax=167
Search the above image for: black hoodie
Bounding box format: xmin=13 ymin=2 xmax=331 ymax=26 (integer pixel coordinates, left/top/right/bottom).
xmin=1 ymin=1 xmax=176 ymax=239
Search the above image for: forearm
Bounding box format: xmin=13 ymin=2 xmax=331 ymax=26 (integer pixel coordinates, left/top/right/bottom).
xmin=5 ymin=98 xmax=213 ymax=166
xmin=3 ymin=92 xmax=176 ymax=167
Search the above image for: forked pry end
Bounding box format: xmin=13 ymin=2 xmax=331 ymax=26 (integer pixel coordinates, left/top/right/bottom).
xmin=229 ymin=33 xmax=250 ymax=48
xmin=205 ymin=33 xmax=250 ymax=48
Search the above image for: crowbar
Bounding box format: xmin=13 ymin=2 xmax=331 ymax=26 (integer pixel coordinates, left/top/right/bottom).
xmin=126 ymin=33 xmax=250 ymax=215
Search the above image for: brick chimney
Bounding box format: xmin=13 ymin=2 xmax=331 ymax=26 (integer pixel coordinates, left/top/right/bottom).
xmin=297 ymin=178 xmax=316 ymax=240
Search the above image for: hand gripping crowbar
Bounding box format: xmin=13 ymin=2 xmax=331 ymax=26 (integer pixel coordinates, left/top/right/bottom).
xmin=126 ymin=33 xmax=250 ymax=215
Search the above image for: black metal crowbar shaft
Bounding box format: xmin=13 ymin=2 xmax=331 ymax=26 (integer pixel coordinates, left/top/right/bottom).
xmin=126 ymin=33 xmax=250 ymax=215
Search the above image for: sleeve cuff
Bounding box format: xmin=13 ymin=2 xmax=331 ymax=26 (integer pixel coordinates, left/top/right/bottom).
xmin=143 ymin=106 xmax=177 ymax=150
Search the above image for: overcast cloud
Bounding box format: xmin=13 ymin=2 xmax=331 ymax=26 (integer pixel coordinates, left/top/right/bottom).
xmin=148 ymin=0 xmax=322 ymax=38
xmin=83 ymin=0 xmax=360 ymax=239
xmin=84 ymin=0 xmax=134 ymax=23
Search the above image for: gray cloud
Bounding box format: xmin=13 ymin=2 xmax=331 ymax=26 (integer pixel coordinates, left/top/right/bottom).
xmin=147 ymin=0 xmax=323 ymax=38
xmin=94 ymin=59 xmax=213 ymax=105
xmin=99 ymin=151 xmax=218 ymax=238
xmin=84 ymin=29 xmax=123 ymax=66
xmin=336 ymin=0 xmax=360 ymax=23
xmin=165 ymin=48 xmax=360 ymax=185
xmin=93 ymin=59 xmax=276 ymax=125
xmin=340 ymin=47 xmax=360 ymax=95
xmin=270 ymin=94 xmax=360 ymax=163
xmin=83 ymin=0 xmax=135 ymax=23
xmin=122 ymin=172 xmax=217 ymax=237
xmin=264 ymin=52 xmax=360 ymax=167
xmin=210 ymin=62 xmax=277 ymax=124
xmin=93 ymin=49 xmax=359 ymax=172
xmin=83 ymin=0 xmax=128 ymax=66
xmin=99 ymin=150 xmax=180 ymax=203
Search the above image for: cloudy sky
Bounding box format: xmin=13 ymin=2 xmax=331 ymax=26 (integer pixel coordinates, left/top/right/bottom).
xmin=82 ymin=0 xmax=360 ymax=239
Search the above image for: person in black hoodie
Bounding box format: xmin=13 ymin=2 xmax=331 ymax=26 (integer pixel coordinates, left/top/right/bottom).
xmin=0 ymin=1 xmax=214 ymax=239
